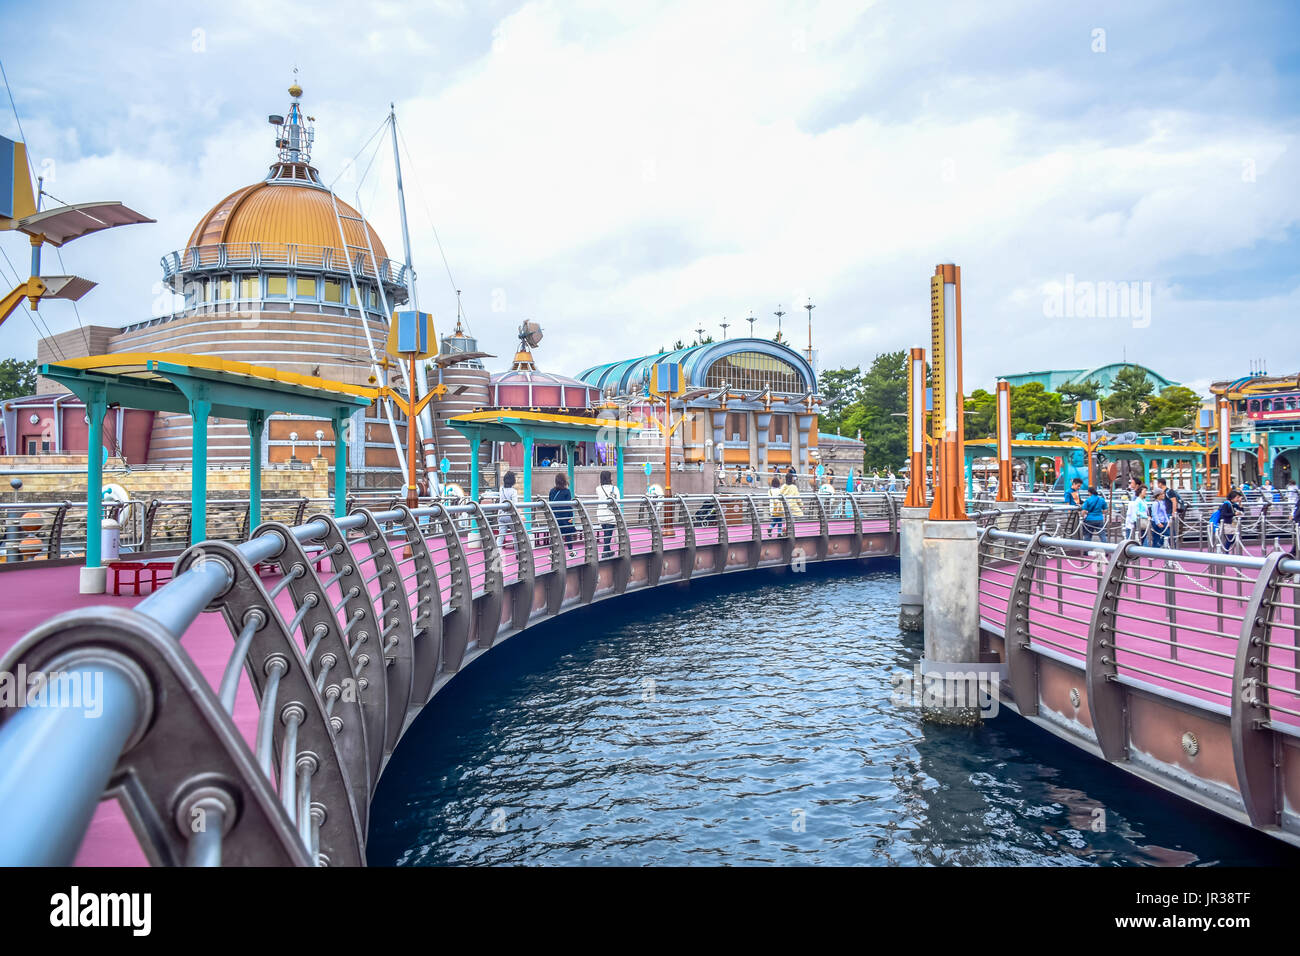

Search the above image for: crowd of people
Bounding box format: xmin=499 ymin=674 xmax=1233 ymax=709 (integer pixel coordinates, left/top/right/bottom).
xmin=1063 ymin=473 xmax=1300 ymax=553
xmin=487 ymin=461 xmax=1300 ymax=558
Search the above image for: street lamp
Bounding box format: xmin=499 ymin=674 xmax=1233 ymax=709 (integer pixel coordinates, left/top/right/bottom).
xmin=288 ymin=431 xmax=299 ymax=462
xmin=315 ymin=429 xmax=325 ymax=457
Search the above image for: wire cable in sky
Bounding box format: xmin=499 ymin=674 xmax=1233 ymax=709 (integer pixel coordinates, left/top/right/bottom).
xmin=394 ymin=117 xmax=470 ymax=335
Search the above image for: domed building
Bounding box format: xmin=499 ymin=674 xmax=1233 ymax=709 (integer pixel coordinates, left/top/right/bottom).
xmin=578 ymin=338 xmax=821 ymax=475
xmin=36 ymin=84 xmax=413 ymax=484
xmin=484 ymin=326 xmax=605 ymax=472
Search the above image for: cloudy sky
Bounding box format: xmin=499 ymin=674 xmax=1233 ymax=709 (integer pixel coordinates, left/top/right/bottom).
xmin=1 ymin=0 xmax=1297 ymax=396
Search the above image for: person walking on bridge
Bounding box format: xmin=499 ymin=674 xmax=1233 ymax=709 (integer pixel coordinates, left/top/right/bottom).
xmin=1155 ymin=478 xmax=1183 ymax=538
xmin=1081 ymin=486 xmax=1108 ymax=544
xmin=497 ymin=471 xmax=518 ymax=547
xmin=594 ymin=470 xmax=620 ymax=557
xmin=781 ymin=471 xmax=805 ymax=529
xmin=549 ymin=473 xmax=576 ymax=557
xmin=1124 ymin=483 xmax=1150 ymax=544
xmin=1210 ymin=488 xmax=1244 ymax=553
xmin=1066 ymin=477 xmax=1084 ymax=509
xmin=767 ymin=476 xmax=785 ymax=537
xmin=1149 ymin=489 xmax=1171 ymax=548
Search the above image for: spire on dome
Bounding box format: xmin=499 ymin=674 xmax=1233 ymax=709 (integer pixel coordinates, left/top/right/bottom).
xmin=265 ymin=72 xmax=321 ymax=185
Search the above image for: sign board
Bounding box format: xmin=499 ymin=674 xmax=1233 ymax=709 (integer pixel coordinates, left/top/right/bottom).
xmin=648 ymin=362 xmax=684 ymax=398
xmin=386 ymin=310 xmax=437 ymax=360
xmin=815 ymin=464 xmax=824 ymax=477
xmin=1075 ymin=399 xmax=1102 ymax=425
xmin=439 ymin=456 xmax=450 ymax=474
xmin=643 ymin=462 xmax=653 ymax=476
xmin=0 ymin=135 xmax=36 ymax=222
xmin=1198 ymin=408 xmax=1215 ymax=430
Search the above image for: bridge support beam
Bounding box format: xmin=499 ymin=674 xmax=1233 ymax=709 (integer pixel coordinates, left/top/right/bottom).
xmin=921 ymin=519 xmax=981 ymax=725
xmin=898 ymin=507 xmax=928 ymax=630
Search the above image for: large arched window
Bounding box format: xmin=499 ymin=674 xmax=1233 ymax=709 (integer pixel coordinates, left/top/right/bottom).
xmin=704 ymin=351 xmax=806 ymax=393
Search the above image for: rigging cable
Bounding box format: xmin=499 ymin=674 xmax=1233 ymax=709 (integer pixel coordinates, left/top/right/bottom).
xmin=0 ymin=244 xmax=65 ymax=360
xmin=327 ymin=114 xmax=390 ymax=191
xmin=394 ymin=117 xmax=470 ymax=335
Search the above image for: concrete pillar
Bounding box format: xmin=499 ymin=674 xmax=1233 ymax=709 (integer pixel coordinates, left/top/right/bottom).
xmin=898 ymin=506 xmax=929 ymax=630
xmin=921 ymin=519 xmax=981 ymax=725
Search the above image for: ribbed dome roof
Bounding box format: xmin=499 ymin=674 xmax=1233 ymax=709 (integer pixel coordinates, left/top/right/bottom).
xmin=186 ymin=180 xmax=388 ymax=260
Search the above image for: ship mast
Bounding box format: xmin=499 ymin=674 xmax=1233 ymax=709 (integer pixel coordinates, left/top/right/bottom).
xmin=389 ymin=104 xmax=440 ymax=485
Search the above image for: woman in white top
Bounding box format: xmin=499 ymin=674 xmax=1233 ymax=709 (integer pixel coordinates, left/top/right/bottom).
xmin=1123 ymin=483 xmax=1150 ymax=544
xmin=497 ymin=471 xmax=518 ymax=546
xmin=594 ymin=469 xmax=621 ymax=557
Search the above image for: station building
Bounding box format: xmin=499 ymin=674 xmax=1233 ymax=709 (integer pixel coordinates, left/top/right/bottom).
xmin=1211 ymin=371 xmax=1300 ymax=487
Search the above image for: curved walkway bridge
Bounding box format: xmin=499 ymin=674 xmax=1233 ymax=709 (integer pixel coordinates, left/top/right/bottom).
xmin=0 ymin=491 xmax=1297 ymax=864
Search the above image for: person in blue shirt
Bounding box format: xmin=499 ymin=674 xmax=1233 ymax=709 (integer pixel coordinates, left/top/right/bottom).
xmin=1209 ymin=489 xmax=1244 ymax=552
xmin=1080 ymin=486 xmax=1107 ymax=543
xmin=1065 ymin=477 xmax=1084 ymax=509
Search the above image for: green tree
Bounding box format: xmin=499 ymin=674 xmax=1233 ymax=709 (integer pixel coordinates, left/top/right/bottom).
xmin=1105 ymin=366 xmax=1155 ymax=431
xmin=965 ymin=382 xmax=1063 ymax=439
xmin=1057 ymin=378 xmax=1102 ymax=421
xmin=0 ymin=359 xmax=36 ymax=401
xmin=817 ymin=366 xmax=863 ymax=434
xmin=841 ymin=350 xmax=906 ymax=470
xmin=1143 ymin=385 xmax=1202 ymax=432
xmin=1011 ymin=382 xmax=1064 ymax=434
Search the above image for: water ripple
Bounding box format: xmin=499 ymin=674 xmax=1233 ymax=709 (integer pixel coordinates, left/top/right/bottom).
xmin=369 ymin=564 xmax=1299 ymax=867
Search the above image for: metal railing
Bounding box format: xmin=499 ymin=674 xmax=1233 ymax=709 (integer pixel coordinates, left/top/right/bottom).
xmin=159 ymin=242 xmax=408 ymax=287
xmin=20 ymin=486 xmax=1285 ymax=865
xmin=979 ymin=527 xmax=1300 ymax=837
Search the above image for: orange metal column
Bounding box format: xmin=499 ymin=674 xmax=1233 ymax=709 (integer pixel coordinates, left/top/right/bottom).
xmin=995 ymin=379 xmax=1013 ymax=502
xmin=1217 ymin=397 xmax=1232 ymax=496
xmin=905 ymin=347 xmax=928 ymax=508
xmin=928 ymin=263 xmax=967 ymax=521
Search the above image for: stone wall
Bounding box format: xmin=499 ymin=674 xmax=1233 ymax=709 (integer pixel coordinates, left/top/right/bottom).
xmin=0 ymin=455 xmax=330 ymax=503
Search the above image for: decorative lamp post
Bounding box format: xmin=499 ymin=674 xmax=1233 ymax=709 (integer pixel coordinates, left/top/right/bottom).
xmin=995 ymin=380 xmax=1013 ymax=502
xmin=927 ymin=264 xmax=967 ymax=521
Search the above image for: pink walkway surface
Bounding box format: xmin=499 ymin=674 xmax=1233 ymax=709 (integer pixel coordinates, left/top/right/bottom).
xmin=0 ymin=512 xmax=883 ymax=865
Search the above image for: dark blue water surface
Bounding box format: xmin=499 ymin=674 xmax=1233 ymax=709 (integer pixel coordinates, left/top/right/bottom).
xmin=368 ymin=563 xmax=1299 ymax=866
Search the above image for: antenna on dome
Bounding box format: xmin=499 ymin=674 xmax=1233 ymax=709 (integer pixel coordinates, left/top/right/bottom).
xmin=274 ymin=72 xmax=313 ymax=165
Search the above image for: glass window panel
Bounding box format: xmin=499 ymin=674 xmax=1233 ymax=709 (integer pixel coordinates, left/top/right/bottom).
xmin=725 ymin=412 xmax=748 ymax=442
xmin=239 ymin=277 xmax=259 ymax=299
xmin=771 ymin=414 xmax=790 ymax=442
xmin=266 ymin=275 xmax=288 ymax=297
xmin=323 ymin=281 xmax=342 ymax=303
xmin=705 ymin=351 xmax=804 ymax=393
xmin=296 ymin=277 xmax=317 ymax=298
